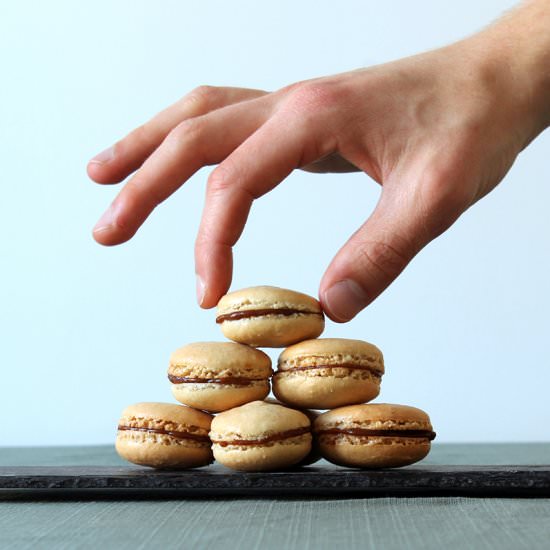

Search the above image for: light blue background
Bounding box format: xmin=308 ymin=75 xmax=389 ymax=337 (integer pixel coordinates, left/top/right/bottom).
xmin=1 ymin=0 xmax=548 ymax=446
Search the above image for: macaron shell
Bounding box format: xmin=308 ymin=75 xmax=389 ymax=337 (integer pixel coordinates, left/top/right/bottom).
xmin=278 ymin=338 xmax=384 ymax=374
xmin=273 ymin=371 xmax=380 ymax=409
xmin=169 ymin=342 xmax=271 ymax=379
xmin=317 ymin=435 xmax=431 ymax=468
xmin=212 ymin=435 xmax=312 ymax=471
xmin=118 ymin=402 xmax=213 ymax=431
xmin=171 ymin=380 xmax=270 ymax=413
xmin=220 ymin=314 xmax=324 ymax=348
xmin=116 ymin=431 xmax=213 ymax=469
xmin=314 ymin=403 xmax=432 ymax=430
xmin=216 ymin=286 xmax=322 ymax=315
xmin=210 ymin=400 xmax=310 ymax=439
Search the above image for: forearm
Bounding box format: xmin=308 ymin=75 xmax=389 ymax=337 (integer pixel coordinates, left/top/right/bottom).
xmin=467 ymin=0 xmax=550 ymax=143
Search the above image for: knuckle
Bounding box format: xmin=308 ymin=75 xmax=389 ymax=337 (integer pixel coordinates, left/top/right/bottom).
xmin=356 ymin=238 xmax=410 ymax=281
xmin=207 ymin=165 xmax=233 ymax=196
xmin=185 ymin=85 xmax=219 ymax=110
xmin=124 ymin=179 xmax=162 ymax=211
xmin=207 ymin=162 xmax=257 ymax=203
xmin=109 ymin=201 xmax=129 ymax=233
xmin=175 ymin=117 xmax=206 ymax=139
xmin=287 ymin=81 xmax=343 ymax=113
xmin=276 ymin=81 xmax=304 ymax=96
xmin=166 ymin=118 xmax=207 ymax=151
xmin=280 ymin=80 xmax=347 ymax=135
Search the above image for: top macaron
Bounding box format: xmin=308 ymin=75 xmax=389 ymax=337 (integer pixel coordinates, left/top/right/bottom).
xmin=216 ymin=286 xmax=325 ymax=347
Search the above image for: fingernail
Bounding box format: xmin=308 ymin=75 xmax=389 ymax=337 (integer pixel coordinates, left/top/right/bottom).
xmin=196 ymin=275 xmax=205 ymax=306
xmin=322 ymin=279 xmax=369 ymax=322
xmin=93 ymin=204 xmax=115 ymax=234
xmin=89 ymin=146 xmax=115 ymax=165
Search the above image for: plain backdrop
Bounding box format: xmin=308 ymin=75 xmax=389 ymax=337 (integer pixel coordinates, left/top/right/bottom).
xmin=1 ymin=0 xmax=548 ymax=446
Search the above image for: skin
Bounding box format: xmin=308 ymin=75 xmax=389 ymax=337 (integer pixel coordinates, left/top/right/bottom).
xmin=88 ymin=0 xmax=550 ymax=323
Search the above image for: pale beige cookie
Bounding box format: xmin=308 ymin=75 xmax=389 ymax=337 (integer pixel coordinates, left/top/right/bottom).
xmin=273 ymin=338 xmax=384 ymax=409
xmin=210 ymin=400 xmax=312 ymax=471
xmin=115 ymin=402 xmax=213 ymax=469
xmin=216 ymin=286 xmax=324 ymax=347
xmin=313 ymin=403 xmax=435 ymax=468
xmin=168 ymin=342 xmax=272 ymax=413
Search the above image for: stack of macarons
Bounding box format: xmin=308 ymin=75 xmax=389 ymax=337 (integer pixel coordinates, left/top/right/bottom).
xmin=116 ymin=285 xmax=435 ymax=471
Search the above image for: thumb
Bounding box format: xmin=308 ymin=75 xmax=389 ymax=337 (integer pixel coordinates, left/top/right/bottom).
xmin=319 ymin=186 xmax=435 ymax=322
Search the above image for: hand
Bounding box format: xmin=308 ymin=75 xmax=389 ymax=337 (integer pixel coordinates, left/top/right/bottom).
xmin=88 ymin=3 xmax=550 ymax=322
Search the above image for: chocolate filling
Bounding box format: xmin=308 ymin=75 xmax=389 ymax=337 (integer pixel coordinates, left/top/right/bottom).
xmin=276 ymin=363 xmax=382 ymax=378
xmin=216 ymin=308 xmax=322 ymax=323
xmin=168 ymin=374 xmax=267 ymax=386
xmin=117 ymin=425 xmax=211 ymax=444
xmin=316 ymin=428 xmax=436 ymax=440
xmin=212 ymin=427 xmax=311 ymax=447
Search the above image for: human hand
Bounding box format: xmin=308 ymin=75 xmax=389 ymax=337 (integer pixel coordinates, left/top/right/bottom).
xmin=88 ymin=2 xmax=550 ymax=322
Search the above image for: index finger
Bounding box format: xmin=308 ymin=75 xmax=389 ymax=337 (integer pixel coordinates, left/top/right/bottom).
xmin=92 ymin=96 xmax=272 ymax=246
xmin=195 ymin=111 xmax=334 ymax=307
xmin=88 ymin=86 xmax=267 ymax=185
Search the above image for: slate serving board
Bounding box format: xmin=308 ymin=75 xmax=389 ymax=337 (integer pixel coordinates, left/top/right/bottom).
xmin=2 ymin=464 xmax=550 ymax=497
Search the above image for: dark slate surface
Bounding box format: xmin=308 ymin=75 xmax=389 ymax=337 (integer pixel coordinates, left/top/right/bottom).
xmin=3 ymin=446 xmax=550 ymax=549
xmin=2 ymin=444 xmax=550 ymax=497
xmin=2 ymin=463 xmax=550 ymax=497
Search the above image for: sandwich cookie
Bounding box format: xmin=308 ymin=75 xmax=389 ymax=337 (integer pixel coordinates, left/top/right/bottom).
xmin=115 ymin=402 xmax=213 ymax=469
xmin=210 ymin=400 xmax=312 ymax=471
xmin=273 ymin=338 xmax=384 ymax=409
xmin=313 ymin=404 xmax=436 ymax=468
xmin=168 ymin=342 xmax=272 ymax=413
xmin=216 ymin=286 xmax=324 ymax=347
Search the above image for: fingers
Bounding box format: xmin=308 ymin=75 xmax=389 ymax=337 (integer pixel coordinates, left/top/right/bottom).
xmin=195 ymin=112 xmax=334 ymax=308
xmin=319 ymin=184 xmax=435 ymax=322
xmin=87 ymin=86 xmax=267 ymax=185
xmin=92 ymin=96 xmax=272 ymax=246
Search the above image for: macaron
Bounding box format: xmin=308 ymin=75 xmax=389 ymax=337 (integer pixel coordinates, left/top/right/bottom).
xmin=273 ymin=338 xmax=384 ymax=409
xmin=313 ymin=404 xmax=436 ymax=468
xmin=216 ymin=286 xmax=324 ymax=347
xmin=168 ymin=342 xmax=272 ymax=413
xmin=115 ymin=402 xmax=213 ymax=469
xmin=210 ymin=400 xmax=312 ymax=471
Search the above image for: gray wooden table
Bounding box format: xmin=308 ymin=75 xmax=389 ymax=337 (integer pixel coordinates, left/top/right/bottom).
xmin=1 ymin=444 xmax=550 ymax=549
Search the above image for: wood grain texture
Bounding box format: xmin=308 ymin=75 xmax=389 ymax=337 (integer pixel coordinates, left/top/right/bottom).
xmin=2 ymin=495 xmax=550 ymax=549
